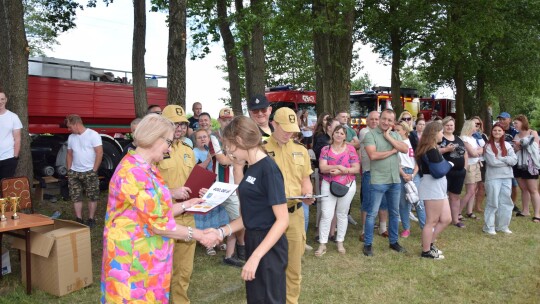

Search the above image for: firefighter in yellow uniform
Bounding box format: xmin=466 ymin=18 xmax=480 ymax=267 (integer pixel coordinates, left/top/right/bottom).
xmin=264 ymin=107 xmax=314 ymax=304
xmin=158 ymin=105 xmax=196 ymax=304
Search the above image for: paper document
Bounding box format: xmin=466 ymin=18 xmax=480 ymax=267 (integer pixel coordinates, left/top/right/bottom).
xmin=185 ymin=182 xmax=238 ymax=213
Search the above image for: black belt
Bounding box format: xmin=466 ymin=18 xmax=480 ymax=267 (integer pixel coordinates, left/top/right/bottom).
xmin=288 ymin=202 xmax=303 ymax=213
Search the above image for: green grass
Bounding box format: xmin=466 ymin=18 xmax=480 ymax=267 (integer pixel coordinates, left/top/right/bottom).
xmin=1 ymin=184 xmax=539 ymax=304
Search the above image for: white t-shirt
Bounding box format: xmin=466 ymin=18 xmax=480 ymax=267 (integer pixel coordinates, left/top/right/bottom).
xmin=398 ymin=139 xmax=416 ymax=170
xmin=0 ymin=110 xmax=23 ymax=160
xmin=461 ymin=135 xmax=480 ymax=165
xmin=68 ymin=128 xmax=102 ymax=172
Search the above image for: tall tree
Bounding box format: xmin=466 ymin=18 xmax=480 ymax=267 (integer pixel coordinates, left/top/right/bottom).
xmin=216 ymin=0 xmax=242 ymax=116
xmin=166 ymin=0 xmax=187 ymax=107
xmin=312 ymin=0 xmax=356 ymax=115
xmin=132 ymin=0 xmax=148 ymax=117
xmin=249 ymin=0 xmax=266 ymax=97
xmin=360 ymin=0 xmax=431 ymax=114
xmin=0 ymin=0 xmax=32 ymax=179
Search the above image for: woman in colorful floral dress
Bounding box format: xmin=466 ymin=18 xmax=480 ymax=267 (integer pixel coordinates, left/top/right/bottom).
xmin=101 ymin=114 xmax=215 ymax=303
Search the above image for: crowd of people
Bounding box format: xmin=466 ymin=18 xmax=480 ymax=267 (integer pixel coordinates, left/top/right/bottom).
xmin=5 ymin=84 xmax=538 ymax=303
xmin=100 ymin=100 xmax=540 ymax=302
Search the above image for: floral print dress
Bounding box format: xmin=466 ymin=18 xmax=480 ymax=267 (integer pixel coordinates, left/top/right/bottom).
xmin=101 ymin=151 xmax=177 ymax=303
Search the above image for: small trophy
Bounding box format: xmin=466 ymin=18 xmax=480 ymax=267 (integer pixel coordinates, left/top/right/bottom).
xmin=9 ymin=196 xmax=20 ymax=220
xmin=0 ymin=198 xmax=6 ymax=222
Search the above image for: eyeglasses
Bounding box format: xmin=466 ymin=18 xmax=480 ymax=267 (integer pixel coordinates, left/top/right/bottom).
xmin=402 ymin=117 xmax=412 ymax=121
xmin=250 ymin=107 xmax=268 ymax=114
xmin=174 ymin=122 xmax=186 ymax=128
xmin=160 ymin=137 xmax=173 ymax=148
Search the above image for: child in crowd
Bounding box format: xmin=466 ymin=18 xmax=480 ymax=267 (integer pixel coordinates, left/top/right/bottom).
xmin=193 ymin=129 xmax=229 ymax=255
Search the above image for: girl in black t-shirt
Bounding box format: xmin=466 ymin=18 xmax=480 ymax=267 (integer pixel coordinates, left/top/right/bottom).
xmin=416 ymin=122 xmax=452 ymax=260
xmin=210 ymin=116 xmax=289 ymax=304
xmin=440 ymin=116 xmax=468 ymax=228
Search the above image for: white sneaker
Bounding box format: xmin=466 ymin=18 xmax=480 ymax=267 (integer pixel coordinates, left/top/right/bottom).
xmin=409 ymin=212 xmax=419 ymax=222
xmin=348 ymin=215 xmax=358 ymax=225
xmin=305 ymin=244 xmax=313 ymax=251
xmin=483 ymin=230 xmax=496 ymax=235
xmin=498 ymin=229 xmax=512 ymax=234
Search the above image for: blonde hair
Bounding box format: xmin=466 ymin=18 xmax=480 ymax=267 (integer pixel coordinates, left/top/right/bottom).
xmin=133 ymin=114 xmax=174 ymax=148
xmin=460 ymin=120 xmax=475 ymax=137
xmin=398 ymin=110 xmax=413 ymax=122
xmin=396 ymin=121 xmax=411 ymax=136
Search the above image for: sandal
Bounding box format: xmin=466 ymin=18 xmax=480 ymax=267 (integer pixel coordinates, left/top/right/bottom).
xmin=458 ymin=214 xmax=464 ymax=221
xmin=516 ymin=212 xmax=525 ymax=217
xmin=337 ymin=242 xmax=346 ymax=254
xmin=454 ymin=222 xmax=466 ymax=228
xmin=532 ymin=217 xmax=540 ymax=223
xmin=466 ymin=213 xmax=478 ymax=220
xmin=314 ymin=244 xmax=327 ymax=257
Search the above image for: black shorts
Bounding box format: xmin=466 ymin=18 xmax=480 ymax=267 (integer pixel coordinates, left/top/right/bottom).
xmin=513 ymin=167 xmax=539 ymax=180
xmin=446 ymin=168 xmax=466 ymax=194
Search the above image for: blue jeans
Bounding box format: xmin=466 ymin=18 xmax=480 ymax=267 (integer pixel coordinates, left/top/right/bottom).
xmin=399 ymin=168 xmax=426 ymax=230
xmin=361 ymin=171 xmax=388 ymax=212
xmin=365 ymin=183 xmax=401 ymax=246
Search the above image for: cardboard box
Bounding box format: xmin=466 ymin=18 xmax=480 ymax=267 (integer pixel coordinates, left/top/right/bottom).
xmin=1 ymin=248 xmax=11 ymax=275
xmin=11 ymin=219 xmax=93 ymax=296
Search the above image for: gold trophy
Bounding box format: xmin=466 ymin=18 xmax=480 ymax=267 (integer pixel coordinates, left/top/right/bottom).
xmin=9 ymin=196 xmax=20 ymax=220
xmin=0 ymin=198 xmax=6 ymax=222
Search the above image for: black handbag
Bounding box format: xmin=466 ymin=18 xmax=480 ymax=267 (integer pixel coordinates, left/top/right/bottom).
xmin=330 ymin=181 xmax=350 ymax=197
xmin=422 ymin=154 xmax=453 ymax=179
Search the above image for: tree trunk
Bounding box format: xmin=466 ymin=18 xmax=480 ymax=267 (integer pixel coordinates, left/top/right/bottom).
xmin=313 ymin=1 xmax=355 ymax=116
xmin=0 ymin=0 xmax=32 ymax=180
xmin=476 ymin=47 xmax=490 ymax=134
xmin=454 ymin=60 xmax=465 ymax=130
xmin=390 ymin=29 xmax=403 ymax=114
xmin=168 ymin=0 xmax=187 ymax=108
xmin=235 ymin=0 xmax=253 ymax=100
xmin=217 ymin=0 xmax=242 ymax=116
xmin=132 ymin=0 xmax=148 ymax=118
xmin=249 ymin=0 xmax=266 ymax=96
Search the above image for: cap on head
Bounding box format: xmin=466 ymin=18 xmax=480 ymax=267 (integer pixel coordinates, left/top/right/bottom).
xmin=162 ymin=105 xmax=188 ymax=123
xmin=273 ymin=107 xmax=300 ymax=133
xmin=219 ymin=107 xmax=234 ymax=118
xmin=497 ymin=112 xmax=511 ymax=119
xmin=248 ymin=94 xmax=270 ymax=110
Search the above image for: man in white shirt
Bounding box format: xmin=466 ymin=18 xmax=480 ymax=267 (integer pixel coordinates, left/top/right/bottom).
xmin=0 ymin=90 xmax=22 ymax=179
xmin=65 ymin=114 xmax=103 ymax=228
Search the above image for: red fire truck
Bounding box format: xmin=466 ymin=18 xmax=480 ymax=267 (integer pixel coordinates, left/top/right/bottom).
xmin=265 ymin=86 xmax=428 ymax=129
xmin=419 ymin=97 xmax=456 ymax=121
xmin=28 ymin=58 xmax=167 ymax=185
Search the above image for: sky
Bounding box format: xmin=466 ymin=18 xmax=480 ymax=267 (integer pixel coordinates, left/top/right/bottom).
xmin=45 ymin=1 xmax=451 ymax=117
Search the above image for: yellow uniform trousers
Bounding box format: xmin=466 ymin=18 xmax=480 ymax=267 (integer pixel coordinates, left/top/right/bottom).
xmin=285 ymin=206 xmax=306 ymax=304
xmin=170 ymin=213 xmax=196 ymax=304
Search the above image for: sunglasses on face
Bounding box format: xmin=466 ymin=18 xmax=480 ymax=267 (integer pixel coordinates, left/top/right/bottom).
xmin=250 ymin=108 xmax=268 ymax=114
xmin=402 ymin=117 xmax=412 ymax=121
xmin=475 ymin=123 xmax=481 ymax=127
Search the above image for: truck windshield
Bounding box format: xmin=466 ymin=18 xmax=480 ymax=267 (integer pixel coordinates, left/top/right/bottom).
xmin=350 ymin=93 xmax=377 ymax=119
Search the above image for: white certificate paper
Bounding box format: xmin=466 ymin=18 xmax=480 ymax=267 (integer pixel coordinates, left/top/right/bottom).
xmin=185 ymin=182 xmax=238 ymax=213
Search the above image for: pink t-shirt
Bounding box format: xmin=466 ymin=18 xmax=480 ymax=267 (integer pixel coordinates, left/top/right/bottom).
xmin=320 ymin=144 xmax=359 ymax=185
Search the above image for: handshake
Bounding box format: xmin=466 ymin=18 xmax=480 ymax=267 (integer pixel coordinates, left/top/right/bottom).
xmin=198 ymin=226 xmax=229 ymax=248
